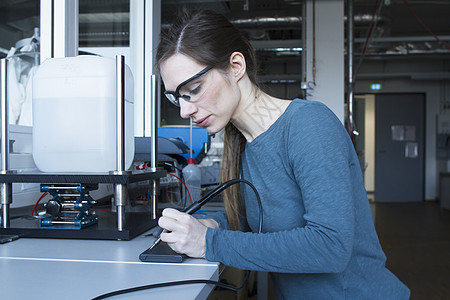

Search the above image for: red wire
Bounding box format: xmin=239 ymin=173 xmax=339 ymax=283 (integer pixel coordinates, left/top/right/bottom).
xmin=31 ymin=191 xmax=49 ymax=216
xmin=167 ymin=172 xmax=193 ymax=204
xmin=403 ymin=0 xmax=450 ymax=51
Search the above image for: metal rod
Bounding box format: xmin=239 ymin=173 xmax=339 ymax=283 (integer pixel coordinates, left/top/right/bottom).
xmin=115 ymin=55 xmax=126 ymax=172
xmin=1 ymin=59 xmax=9 ymax=172
xmin=152 ymin=179 xmax=157 ymax=220
xmin=354 ymin=35 xmax=450 ymax=43
xmin=60 ymin=210 xmax=79 ymax=214
xmin=50 ymin=220 xmax=78 ymax=225
xmin=301 ymin=0 xmax=307 ymax=90
xmin=150 ymin=74 xmax=157 ymax=172
xmin=114 ymin=55 xmax=127 ymax=232
xmin=348 ymin=0 xmax=355 ymax=135
xmin=115 ymin=184 xmax=127 ymax=231
xmin=150 ymin=74 xmax=159 ymax=220
xmin=46 ymin=186 xmax=79 ymax=190
xmin=1 ymin=184 xmax=10 ymax=228
xmin=1 ymin=59 xmax=11 ymax=228
xmin=61 ymin=202 xmax=89 ymax=207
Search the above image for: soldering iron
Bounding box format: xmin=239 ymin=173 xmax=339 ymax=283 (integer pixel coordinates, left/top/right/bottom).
xmin=148 ymin=178 xmax=263 ymax=251
xmin=93 ymin=178 xmax=263 ymax=300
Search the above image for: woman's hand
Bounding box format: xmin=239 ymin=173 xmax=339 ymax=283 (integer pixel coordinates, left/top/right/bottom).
xmin=158 ymin=208 xmax=219 ymax=258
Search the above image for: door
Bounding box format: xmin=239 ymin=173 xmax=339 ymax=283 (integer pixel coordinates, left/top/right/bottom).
xmin=375 ymin=93 xmax=425 ymax=202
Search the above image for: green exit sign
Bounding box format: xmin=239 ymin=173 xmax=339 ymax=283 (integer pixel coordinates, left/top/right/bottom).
xmin=370 ymin=83 xmax=382 ymax=90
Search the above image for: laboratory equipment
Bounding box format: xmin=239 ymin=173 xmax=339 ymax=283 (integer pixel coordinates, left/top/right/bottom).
xmin=39 ymin=183 xmax=98 ymax=229
xmin=0 ymin=56 xmax=164 ymax=240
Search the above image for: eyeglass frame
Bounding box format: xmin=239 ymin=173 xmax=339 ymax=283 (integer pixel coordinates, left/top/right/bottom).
xmin=163 ymin=65 xmax=214 ymax=107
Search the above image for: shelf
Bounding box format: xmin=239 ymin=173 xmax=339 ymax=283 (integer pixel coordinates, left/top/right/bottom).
xmin=0 ymin=169 xmax=166 ymax=184
xmin=0 ymin=210 xmax=159 ymax=240
xmin=0 ymin=170 xmax=165 ymax=240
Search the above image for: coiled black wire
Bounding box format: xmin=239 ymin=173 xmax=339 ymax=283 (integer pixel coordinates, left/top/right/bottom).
xmin=92 ymin=178 xmax=263 ymax=300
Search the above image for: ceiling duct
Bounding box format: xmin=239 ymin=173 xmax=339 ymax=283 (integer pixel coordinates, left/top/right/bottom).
xmin=348 ymin=14 xmax=389 ymax=25
xmin=76 ymin=10 xmax=447 ymax=57
xmin=228 ymin=14 xmax=388 ymax=29
xmin=230 ymin=16 xmax=302 ymax=28
xmin=160 ymin=14 xmax=388 ymax=31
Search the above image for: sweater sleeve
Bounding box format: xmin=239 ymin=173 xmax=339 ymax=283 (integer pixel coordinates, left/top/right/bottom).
xmin=203 ymin=210 xmax=252 ymax=232
xmin=205 ymin=211 xmax=230 ymax=230
xmin=205 ymin=102 xmax=356 ymax=273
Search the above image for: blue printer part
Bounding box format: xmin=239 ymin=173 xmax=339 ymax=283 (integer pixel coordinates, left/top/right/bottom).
xmin=39 ymin=183 xmax=98 ymax=230
xmin=134 ymin=136 xmax=190 ymax=162
xmin=158 ymin=126 xmax=210 ymax=163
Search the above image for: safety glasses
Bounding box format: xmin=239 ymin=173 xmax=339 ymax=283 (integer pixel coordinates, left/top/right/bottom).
xmin=164 ymin=65 xmax=213 ymax=106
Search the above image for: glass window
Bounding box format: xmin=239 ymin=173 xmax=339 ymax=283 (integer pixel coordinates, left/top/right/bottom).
xmin=79 ymin=0 xmax=130 ymax=57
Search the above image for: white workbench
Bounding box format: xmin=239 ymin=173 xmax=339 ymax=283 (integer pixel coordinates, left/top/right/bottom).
xmin=0 ymin=232 xmax=220 ymax=300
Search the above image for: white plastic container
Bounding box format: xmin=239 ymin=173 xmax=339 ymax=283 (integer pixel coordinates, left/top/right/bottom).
xmin=182 ymin=158 xmax=202 ymax=202
xmin=32 ymin=55 xmax=134 ymax=173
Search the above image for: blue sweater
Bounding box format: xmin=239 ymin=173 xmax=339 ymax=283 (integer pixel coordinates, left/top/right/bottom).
xmin=205 ymin=99 xmax=410 ymax=299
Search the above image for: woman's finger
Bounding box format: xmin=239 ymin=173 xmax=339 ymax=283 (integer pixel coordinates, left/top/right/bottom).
xmin=160 ymin=231 xmax=179 ymax=244
xmin=162 ymin=207 xmax=187 ymax=219
xmin=158 ymin=215 xmax=184 ymax=232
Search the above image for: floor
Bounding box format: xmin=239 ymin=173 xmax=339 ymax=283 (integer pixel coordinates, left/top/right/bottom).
xmin=209 ymin=202 xmax=450 ymax=300
xmin=373 ymin=202 xmax=450 ymax=300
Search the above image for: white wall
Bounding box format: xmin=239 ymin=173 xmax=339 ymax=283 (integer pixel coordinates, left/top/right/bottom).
xmin=304 ymin=0 xmax=345 ymax=122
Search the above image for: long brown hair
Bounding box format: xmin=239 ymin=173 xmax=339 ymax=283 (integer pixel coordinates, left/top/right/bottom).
xmin=156 ymin=9 xmax=259 ymax=230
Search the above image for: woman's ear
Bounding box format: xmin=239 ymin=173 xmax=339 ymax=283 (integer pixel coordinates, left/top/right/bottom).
xmin=229 ymin=52 xmax=246 ymax=81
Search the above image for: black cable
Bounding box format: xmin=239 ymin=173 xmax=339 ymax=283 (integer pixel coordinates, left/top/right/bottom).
xmin=182 ymin=178 xmax=263 ymax=233
xmin=92 ymin=269 xmax=250 ymax=300
xmin=92 ymin=178 xmax=262 ymax=300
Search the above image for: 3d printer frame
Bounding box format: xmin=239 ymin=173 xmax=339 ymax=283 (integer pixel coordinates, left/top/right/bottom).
xmin=0 ymin=56 xmax=163 ymax=240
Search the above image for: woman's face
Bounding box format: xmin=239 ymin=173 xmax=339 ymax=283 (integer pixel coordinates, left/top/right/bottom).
xmin=160 ymin=53 xmax=240 ymax=134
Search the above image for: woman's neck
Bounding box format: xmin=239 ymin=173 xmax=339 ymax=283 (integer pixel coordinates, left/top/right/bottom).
xmin=231 ymin=80 xmax=290 ymax=143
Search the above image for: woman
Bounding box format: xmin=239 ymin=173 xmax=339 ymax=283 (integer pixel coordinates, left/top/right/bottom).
xmin=156 ymin=9 xmax=410 ymax=299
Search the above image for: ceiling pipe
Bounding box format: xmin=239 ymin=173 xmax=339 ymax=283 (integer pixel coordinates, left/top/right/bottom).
xmin=354 ymin=35 xmax=450 ymax=43
xmin=158 ymin=14 xmax=388 ymax=29
xmin=230 ymin=16 xmax=302 ymax=28
xmin=354 ymin=49 xmax=450 ymax=56
xmin=347 ymin=14 xmax=389 ymax=24
xmin=356 ymin=72 xmax=450 ymax=80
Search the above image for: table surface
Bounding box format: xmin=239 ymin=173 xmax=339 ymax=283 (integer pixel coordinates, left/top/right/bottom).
xmin=0 ymin=231 xmax=220 ymax=300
